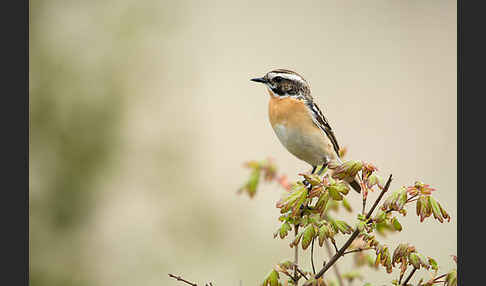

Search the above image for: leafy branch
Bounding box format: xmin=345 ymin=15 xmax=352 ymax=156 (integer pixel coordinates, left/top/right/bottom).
xmin=169 ymin=155 xmax=456 ymax=286
xmin=239 ymin=157 xmax=455 ymax=286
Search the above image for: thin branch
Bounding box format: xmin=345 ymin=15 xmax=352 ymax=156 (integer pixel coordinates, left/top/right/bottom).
xmin=296 ymin=267 xmax=309 ymax=280
xmin=294 ymin=224 xmax=299 ymax=281
xmin=314 ymin=174 xmax=393 ymax=279
xmin=343 ymin=247 xmax=373 ymax=255
xmin=386 ymin=194 xmax=419 ymax=214
xmin=281 ymin=270 xmax=298 ymax=283
xmin=168 ymin=274 xmax=198 ymax=286
xmin=311 ymin=237 xmax=316 ymax=275
xmin=402 ymin=268 xmax=417 ymax=285
xmin=324 ymin=240 xmax=345 ymax=286
xmin=398 ymin=271 xmax=405 ymax=284
xmin=331 ymin=240 xmax=339 ymax=253
xmin=432 ymin=274 xmax=448 ymax=281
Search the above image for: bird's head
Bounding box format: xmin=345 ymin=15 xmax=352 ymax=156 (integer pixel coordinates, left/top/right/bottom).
xmin=251 ymin=69 xmax=311 ymax=99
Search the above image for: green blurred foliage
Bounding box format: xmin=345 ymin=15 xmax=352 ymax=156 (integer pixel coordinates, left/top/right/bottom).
xmin=30 ymin=1 xmax=185 ymax=285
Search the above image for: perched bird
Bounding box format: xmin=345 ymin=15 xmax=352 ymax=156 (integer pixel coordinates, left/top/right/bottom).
xmin=251 ymin=69 xmax=361 ymax=193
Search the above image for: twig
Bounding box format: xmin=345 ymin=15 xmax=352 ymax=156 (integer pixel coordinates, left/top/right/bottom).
xmin=324 ymin=240 xmax=345 ymax=286
xmin=294 ymin=224 xmax=299 ymax=281
xmin=331 ymin=240 xmax=339 ymax=253
xmin=311 ymin=237 xmax=316 ymax=275
xmin=314 ymin=174 xmax=393 ymax=279
xmin=343 ymin=247 xmax=373 ymax=255
xmin=402 ymin=268 xmax=417 ymax=285
xmin=398 ymin=271 xmax=405 ymax=284
xmin=296 ymin=267 xmax=309 ymax=280
xmin=386 ymin=194 xmax=419 ymax=214
xmin=432 ymin=274 xmax=447 ymax=281
xmin=168 ymin=274 xmax=198 ymax=286
xmin=362 ymin=197 xmax=367 ymax=215
xmin=281 ymin=270 xmax=298 ymax=283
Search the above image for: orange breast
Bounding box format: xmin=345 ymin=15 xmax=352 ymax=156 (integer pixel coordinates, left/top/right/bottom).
xmin=267 ymin=90 xmax=337 ymax=165
xmin=268 ymin=93 xmax=316 ymax=132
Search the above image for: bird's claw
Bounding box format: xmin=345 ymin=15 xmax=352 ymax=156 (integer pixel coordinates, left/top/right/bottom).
xmin=302 ymin=179 xmax=312 ymax=191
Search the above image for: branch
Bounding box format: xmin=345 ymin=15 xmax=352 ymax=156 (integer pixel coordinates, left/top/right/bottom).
xmin=324 ymin=240 xmax=345 ymax=286
xmin=168 ymin=274 xmax=198 ymax=286
xmin=281 ymin=270 xmax=298 ymax=283
xmin=331 ymin=240 xmax=339 ymax=253
xmin=296 ymin=267 xmax=309 ymax=280
xmin=342 ymin=247 xmax=373 ymax=255
xmin=314 ymin=174 xmax=393 ymax=279
xmin=294 ymin=225 xmax=299 ymax=281
xmin=402 ymin=268 xmax=417 ymax=285
xmin=311 ymin=237 xmax=316 ymax=275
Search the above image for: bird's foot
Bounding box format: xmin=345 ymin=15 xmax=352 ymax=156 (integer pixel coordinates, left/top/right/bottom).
xmin=302 ymin=179 xmax=313 ymax=191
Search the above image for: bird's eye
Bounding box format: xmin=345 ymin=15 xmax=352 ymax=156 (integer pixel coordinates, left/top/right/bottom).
xmin=273 ymin=76 xmax=283 ymax=83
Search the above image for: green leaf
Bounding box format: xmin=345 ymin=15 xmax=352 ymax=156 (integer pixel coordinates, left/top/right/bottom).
xmin=383 ymin=191 xmax=399 ymax=211
xmin=429 ymin=196 xmax=443 ymax=223
xmin=342 ymin=198 xmax=352 ymax=212
xmin=445 ymin=269 xmax=457 ymax=286
xmin=276 ymin=185 xmax=309 ymax=216
xmin=367 ymin=174 xmax=379 ymax=189
xmin=397 ymin=189 xmax=408 ymax=209
xmin=416 ymin=195 xmax=422 ymax=217
xmin=328 ymin=187 xmax=343 ymax=201
xmin=262 ymin=269 xmax=279 ymax=286
xmin=357 ymin=221 xmax=366 ymax=232
xmin=335 ymin=220 xmax=353 ymax=234
xmin=337 ymin=182 xmax=350 ymax=195
xmin=279 ymin=222 xmax=291 ymax=239
xmin=302 ymin=225 xmax=316 ymax=250
xmin=374 ymin=210 xmax=387 ymax=223
xmin=409 ymin=253 xmax=421 ymax=269
xmin=417 ymin=253 xmax=430 ymax=269
xmin=332 ymin=160 xmax=363 ymax=180
xmin=439 ymin=202 xmax=451 ymax=222
xmin=301 ymin=173 xmax=321 ymax=187
xmin=391 ymin=217 xmax=402 ymax=231
xmin=428 ymin=257 xmax=438 ymax=271
xmin=318 ymin=224 xmax=333 ymax=246
xmin=374 ymin=252 xmax=381 ymax=267
xmin=342 ymin=270 xmax=363 ymax=282
xmin=292 ymin=189 xmax=308 ymax=216
xmin=292 ymin=232 xmax=303 ymax=247
xmin=315 ymin=192 xmax=329 ymax=212
xmin=418 ymin=196 xmax=431 ymax=222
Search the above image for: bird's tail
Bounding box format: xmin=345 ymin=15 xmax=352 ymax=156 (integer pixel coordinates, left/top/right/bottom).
xmin=349 ymin=179 xmax=361 ymax=193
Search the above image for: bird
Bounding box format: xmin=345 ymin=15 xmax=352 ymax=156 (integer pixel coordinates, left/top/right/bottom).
xmin=250 ymin=69 xmax=361 ymax=193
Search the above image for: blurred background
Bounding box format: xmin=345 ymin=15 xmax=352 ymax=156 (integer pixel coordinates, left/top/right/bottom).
xmin=29 ymin=0 xmax=457 ymax=285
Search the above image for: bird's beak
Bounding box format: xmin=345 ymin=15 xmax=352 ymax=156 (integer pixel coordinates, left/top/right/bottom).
xmin=250 ymin=77 xmax=268 ymax=84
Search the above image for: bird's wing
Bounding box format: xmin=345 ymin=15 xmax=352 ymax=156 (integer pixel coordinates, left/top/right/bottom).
xmin=307 ymin=101 xmax=341 ymax=157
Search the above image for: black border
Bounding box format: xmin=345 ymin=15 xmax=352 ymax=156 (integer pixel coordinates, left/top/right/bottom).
xmin=2 ymin=0 xmax=29 ymax=285
xmin=460 ymin=0 xmax=486 ymax=283
xmin=457 ymin=0 xmax=462 ymax=284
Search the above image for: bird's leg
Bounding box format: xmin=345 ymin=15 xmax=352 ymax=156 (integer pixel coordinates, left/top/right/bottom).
xmin=302 ymin=166 xmax=316 ymax=191
xmin=299 ymin=166 xmax=317 ymax=212
xmin=316 ymin=163 xmax=328 ymax=176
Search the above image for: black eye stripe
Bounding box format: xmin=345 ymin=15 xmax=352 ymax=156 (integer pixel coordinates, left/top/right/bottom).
xmin=273 ymin=76 xmax=283 ymax=82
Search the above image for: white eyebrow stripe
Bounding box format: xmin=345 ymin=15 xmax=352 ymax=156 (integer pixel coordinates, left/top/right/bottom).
xmin=269 ymin=72 xmax=306 ymax=84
